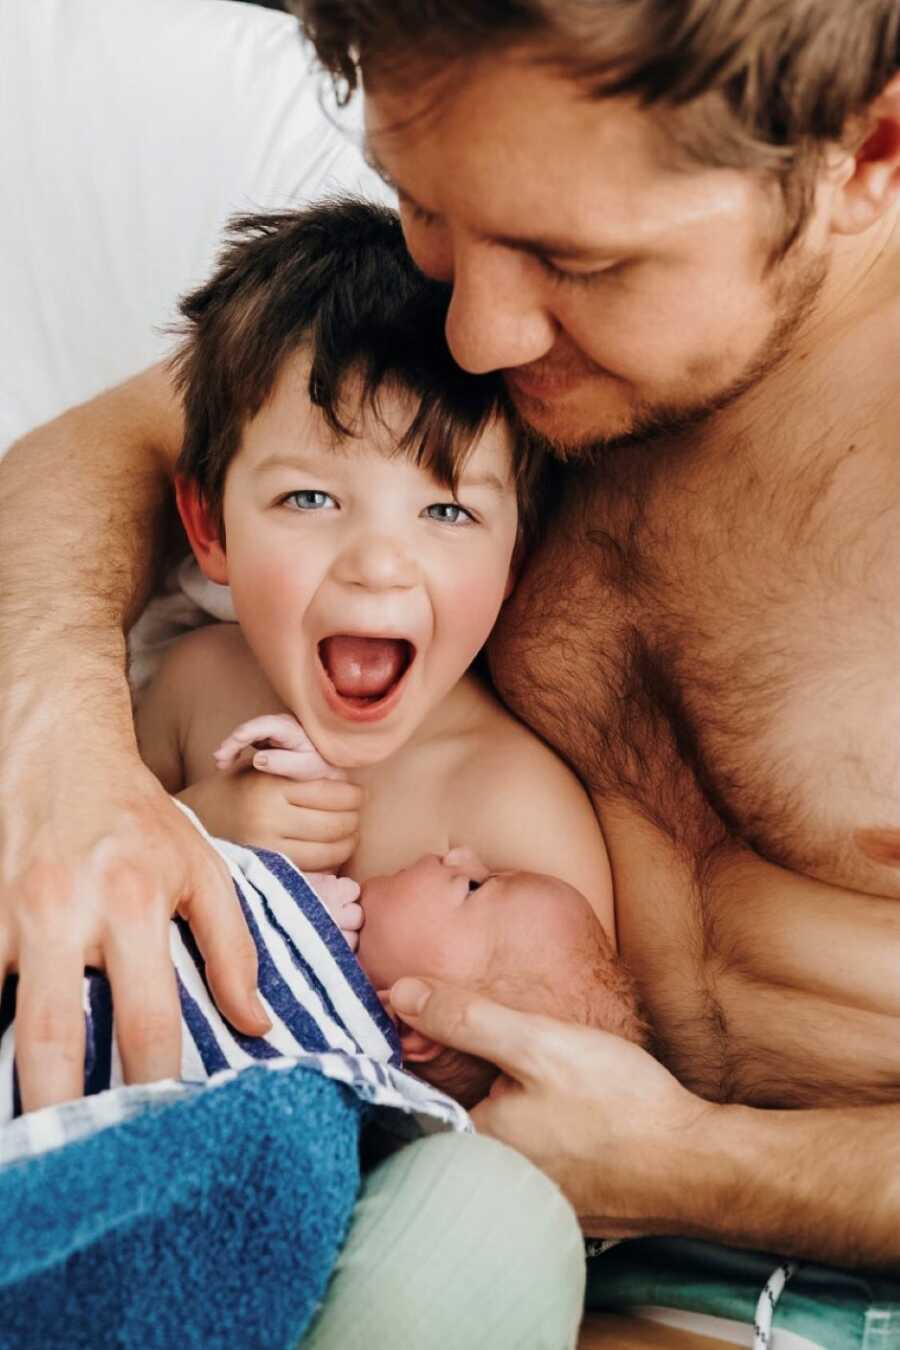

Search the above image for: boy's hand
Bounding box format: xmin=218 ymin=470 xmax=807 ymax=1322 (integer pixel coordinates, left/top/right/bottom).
xmin=179 ymin=770 xmax=362 ymax=873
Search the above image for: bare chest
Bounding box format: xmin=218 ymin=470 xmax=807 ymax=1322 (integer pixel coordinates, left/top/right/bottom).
xmin=490 ymin=439 xmax=900 ymax=1104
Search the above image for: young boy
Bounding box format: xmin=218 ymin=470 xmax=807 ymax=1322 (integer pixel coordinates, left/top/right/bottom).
xmin=135 ymin=199 xmax=616 ymax=938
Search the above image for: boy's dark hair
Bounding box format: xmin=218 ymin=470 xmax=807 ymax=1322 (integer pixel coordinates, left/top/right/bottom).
xmin=171 ymin=198 xmax=543 ymax=530
xmin=291 ymin=0 xmax=900 ymax=259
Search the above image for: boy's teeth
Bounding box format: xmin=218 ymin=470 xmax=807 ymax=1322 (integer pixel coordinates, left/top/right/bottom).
xmin=320 ymin=636 xmax=408 ymax=698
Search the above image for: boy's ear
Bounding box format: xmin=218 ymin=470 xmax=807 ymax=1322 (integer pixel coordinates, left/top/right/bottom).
xmin=376 ymin=989 xmax=443 ymax=1063
xmin=175 ymin=476 xmax=228 ymax=585
xmin=830 ymin=73 xmax=900 ymax=236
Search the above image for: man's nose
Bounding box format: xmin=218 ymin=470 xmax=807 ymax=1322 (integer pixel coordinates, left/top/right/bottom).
xmin=444 ymin=242 xmax=557 ymax=374
xmin=333 ymin=531 xmax=421 ymax=591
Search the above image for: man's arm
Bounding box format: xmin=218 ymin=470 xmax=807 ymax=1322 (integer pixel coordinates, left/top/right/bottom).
xmin=386 ymin=980 xmax=900 ymax=1269
xmin=0 ymin=364 xmax=266 ymax=1112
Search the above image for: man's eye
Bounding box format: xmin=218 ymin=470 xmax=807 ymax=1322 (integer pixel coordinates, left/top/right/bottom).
xmin=536 ymin=255 xmax=622 ymax=287
xmin=283 ymin=490 xmax=337 ymax=511
xmin=423 ymin=502 xmax=475 ymax=525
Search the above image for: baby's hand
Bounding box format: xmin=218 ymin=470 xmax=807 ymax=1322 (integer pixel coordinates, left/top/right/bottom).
xmin=213 ymin=714 xmax=344 ymax=782
xmin=305 ymin=873 xmax=364 ymax=952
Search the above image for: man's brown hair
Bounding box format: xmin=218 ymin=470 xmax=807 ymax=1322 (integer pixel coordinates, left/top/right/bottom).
xmin=292 ymin=0 xmax=900 ymax=256
xmin=171 ymin=198 xmax=544 ymax=528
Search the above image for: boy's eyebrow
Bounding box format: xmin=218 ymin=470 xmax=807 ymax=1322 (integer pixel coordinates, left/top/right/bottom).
xmin=459 ymin=471 xmax=506 ymax=494
xmin=253 ymin=451 xmax=505 ymax=494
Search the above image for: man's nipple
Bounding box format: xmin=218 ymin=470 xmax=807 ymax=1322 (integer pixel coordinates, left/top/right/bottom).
xmin=855 ymin=827 xmax=900 ymax=867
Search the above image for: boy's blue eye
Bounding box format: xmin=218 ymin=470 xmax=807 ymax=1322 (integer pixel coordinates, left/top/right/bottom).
xmin=284 ymin=490 xmax=336 ymax=511
xmin=424 ymin=502 xmax=474 ymax=525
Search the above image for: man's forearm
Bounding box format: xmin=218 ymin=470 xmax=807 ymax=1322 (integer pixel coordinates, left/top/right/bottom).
xmin=0 ymin=366 xmax=182 ymax=759
xmin=665 ymin=1099 xmax=900 ymax=1269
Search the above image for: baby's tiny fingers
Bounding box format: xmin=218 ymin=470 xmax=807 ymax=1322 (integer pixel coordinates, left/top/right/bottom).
xmin=339 ymin=902 xmax=365 ymax=931
xmin=342 ymin=930 xmax=360 ymax=953
xmin=253 ymin=748 xmax=344 ymax=782
xmin=213 ymin=714 xmax=310 ymax=770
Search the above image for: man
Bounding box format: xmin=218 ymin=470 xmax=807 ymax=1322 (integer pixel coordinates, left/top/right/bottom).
xmin=2 ymin=0 xmax=900 ymax=1338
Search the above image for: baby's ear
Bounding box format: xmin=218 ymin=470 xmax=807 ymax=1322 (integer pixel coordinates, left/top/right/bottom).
xmin=376 ymin=990 xmax=443 ymax=1063
xmin=175 ymin=476 xmax=228 ymax=585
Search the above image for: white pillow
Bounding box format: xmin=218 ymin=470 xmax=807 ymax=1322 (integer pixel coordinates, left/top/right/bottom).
xmin=0 ymin=0 xmax=390 ymax=453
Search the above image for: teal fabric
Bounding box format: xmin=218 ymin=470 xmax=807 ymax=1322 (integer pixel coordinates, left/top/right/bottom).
xmin=587 ymin=1238 xmax=900 ymax=1349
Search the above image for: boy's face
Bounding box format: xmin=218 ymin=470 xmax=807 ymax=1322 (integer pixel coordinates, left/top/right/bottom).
xmin=357 ymin=849 xmax=593 ymax=995
xmin=202 ymin=354 xmax=519 ymax=767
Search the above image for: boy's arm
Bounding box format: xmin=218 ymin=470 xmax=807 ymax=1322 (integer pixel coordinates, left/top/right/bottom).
xmin=0 ymin=366 xmax=265 ymax=1113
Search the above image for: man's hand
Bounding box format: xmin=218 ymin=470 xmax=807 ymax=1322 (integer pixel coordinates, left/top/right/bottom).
xmin=3 ymin=738 xmax=269 ymax=1114
xmin=389 ymin=978 xmax=714 ymax=1238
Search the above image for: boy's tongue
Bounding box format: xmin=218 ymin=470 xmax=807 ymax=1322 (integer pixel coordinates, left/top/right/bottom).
xmin=320 ymin=636 xmax=407 ymax=699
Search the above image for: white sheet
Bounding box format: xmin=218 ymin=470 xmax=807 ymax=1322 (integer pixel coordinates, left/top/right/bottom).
xmin=0 ymin=0 xmax=391 ymax=453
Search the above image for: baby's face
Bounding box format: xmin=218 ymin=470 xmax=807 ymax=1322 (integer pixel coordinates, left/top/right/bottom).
xmin=357 ymin=849 xmax=595 ymax=995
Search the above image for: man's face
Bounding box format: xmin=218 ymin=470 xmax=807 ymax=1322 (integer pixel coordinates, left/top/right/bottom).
xmin=218 ymin=354 xmax=519 ymax=767
xmin=357 ymin=848 xmax=594 ymax=995
xmin=365 ymin=50 xmax=828 ymax=453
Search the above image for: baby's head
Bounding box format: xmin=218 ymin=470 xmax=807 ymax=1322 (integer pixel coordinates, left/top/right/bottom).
xmin=357 ymin=850 xmax=646 ymax=1107
xmin=170 ymin=200 xmax=546 ymax=770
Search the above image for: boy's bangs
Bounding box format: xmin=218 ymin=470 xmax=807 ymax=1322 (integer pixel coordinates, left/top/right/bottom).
xmin=309 ymin=359 xmax=503 ymax=494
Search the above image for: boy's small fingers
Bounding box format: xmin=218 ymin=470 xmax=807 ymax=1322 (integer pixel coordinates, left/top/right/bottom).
xmin=285 ymin=779 xmax=363 ymax=811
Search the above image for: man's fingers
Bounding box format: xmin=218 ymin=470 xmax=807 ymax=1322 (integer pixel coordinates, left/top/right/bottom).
xmin=15 ymin=945 xmax=88 ymax=1112
xmin=104 ymin=925 xmax=183 ymax=1085
xmin=182 ymin=876 xmax=270 ymax=1036
xmin=389 ymin=979 xmax=546 ymax=1088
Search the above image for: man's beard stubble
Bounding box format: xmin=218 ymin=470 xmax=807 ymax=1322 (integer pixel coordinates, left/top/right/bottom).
xmin=514 ymin=248 xmax=829 ymax=466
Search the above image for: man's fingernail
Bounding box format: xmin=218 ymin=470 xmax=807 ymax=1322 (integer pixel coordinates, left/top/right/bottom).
xmin=391 ymin=978 xmax=432 ymax=1016
xmin=251 ymin=993 xmax=272 ymax=1030
xmin=254 ymin=753 xmax=268 ymax=768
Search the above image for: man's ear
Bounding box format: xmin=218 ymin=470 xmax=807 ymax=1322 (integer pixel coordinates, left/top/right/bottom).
xmin=175 ymin=476 xmax=228 ymax=585
xmin=830 ymin=73 xmax=900 ymax=236
xmin=376 ymin=990 xmax=443 ymax=1063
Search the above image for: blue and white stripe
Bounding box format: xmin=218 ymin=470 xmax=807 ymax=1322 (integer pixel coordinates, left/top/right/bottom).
xmin=0 ymin=808 xmax=469 ymax=1166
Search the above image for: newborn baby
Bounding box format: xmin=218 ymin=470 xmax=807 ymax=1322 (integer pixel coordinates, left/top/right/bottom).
xmin=358 ymin=849 xmax=645 ymax=1105
xmin=216 ymin=715 xmax=646 ymax=1106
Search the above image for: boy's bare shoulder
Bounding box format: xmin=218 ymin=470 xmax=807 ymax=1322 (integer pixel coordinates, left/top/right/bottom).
xmin=153 ymin=621 xmax=253 ymax=680
xmin=444 ymin=675 xmax=615 ymax=932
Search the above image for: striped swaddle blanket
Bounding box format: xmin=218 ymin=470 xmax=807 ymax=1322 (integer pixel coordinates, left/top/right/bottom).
xmin=0 ymin=806 xmax=468 ymax=1167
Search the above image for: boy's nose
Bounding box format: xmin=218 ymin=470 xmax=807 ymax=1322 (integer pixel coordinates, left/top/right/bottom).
xmin=333 ymin=532 xmax=421 ymax=591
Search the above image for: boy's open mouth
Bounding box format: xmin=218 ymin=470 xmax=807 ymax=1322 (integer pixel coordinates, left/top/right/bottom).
xmin=317 ymin=635 xmax=415 ymax=722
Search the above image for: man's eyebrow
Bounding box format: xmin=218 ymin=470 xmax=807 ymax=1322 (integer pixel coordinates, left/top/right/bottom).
xmin=365 ymin=140 xmax=635 ymax=262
